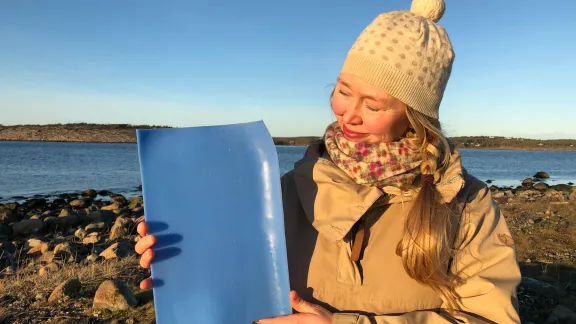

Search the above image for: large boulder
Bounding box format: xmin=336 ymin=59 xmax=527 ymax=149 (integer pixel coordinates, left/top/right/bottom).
xmin=12 ymin=219 xmax=44 ymax=236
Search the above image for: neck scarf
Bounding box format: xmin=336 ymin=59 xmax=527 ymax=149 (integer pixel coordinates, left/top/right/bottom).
xmin=323 ymin=122 xmax=422 ymax=189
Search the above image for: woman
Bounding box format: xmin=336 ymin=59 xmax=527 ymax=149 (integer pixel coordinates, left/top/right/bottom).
xmin=136 ymin=0 xmax=522 ymax=323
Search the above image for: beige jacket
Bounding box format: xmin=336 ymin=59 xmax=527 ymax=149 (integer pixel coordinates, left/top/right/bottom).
xmin=280 ymin=142 xmax=521 ymax=323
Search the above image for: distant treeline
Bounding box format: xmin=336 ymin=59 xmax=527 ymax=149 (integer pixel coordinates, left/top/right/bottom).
xmin=273 ymin=137 xmax=321 ymax=146
xmin=0 ymin=124 xmax=575 ymax=151
xmin=449 ymin=136 xmax=576 ymax=151
xmin=0 ymin=123 xmax=171 ymax=129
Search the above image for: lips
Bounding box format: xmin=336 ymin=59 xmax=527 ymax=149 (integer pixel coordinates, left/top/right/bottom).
xmin=342 ymin=124 xmax=369 ymax=140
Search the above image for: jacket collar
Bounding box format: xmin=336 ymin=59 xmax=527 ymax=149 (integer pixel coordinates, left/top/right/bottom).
xmin=291 ymin=141 xmax=466 ymax=242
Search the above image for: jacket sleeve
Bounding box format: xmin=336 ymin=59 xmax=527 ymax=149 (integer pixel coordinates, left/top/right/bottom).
xmin=331 ymin=185 xmax=522 ymax=324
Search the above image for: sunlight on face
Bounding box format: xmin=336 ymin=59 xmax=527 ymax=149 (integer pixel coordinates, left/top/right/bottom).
xmin=332 ymin=74 xmax=411 ymax=143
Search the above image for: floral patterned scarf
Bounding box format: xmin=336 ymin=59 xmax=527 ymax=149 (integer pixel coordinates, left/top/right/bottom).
xmin=323 ymin=122 xmax=422 ymax=189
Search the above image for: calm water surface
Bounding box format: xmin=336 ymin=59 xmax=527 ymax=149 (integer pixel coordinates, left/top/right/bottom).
xmin=1 ymin=141 xmax=575 ymax=202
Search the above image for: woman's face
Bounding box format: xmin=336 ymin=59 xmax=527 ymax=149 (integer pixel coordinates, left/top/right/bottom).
xmin=331 ymin=73 xmax=411 ymax=143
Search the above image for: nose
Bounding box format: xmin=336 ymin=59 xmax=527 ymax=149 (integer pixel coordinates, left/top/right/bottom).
xmin=342 ymin=102 xmax=363 ymax=125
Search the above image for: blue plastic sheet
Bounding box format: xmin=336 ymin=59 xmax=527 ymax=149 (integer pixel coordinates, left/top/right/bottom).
xmin=136 ymin=121 xmax=292 ymax=323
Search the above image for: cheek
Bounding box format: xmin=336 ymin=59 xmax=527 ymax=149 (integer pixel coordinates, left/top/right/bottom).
xmin=331 ymin=96 xmax=347 ymax=116
xmin=363 ymin=116 xmax=392 ymax=135
xmin=363 ymin=113 xmax=408 ymax=136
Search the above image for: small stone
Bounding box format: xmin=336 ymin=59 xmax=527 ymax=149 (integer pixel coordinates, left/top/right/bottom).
xmin=57 ymin=209 xmax=79 ymax=228
xmin=533 ymin=182 xmax=549 ymax=190
xmin=39 ymin=263 xmax=60 ymax=276
xmin=93 ymin=280 xmax=137 ymax=311
xmin=69 ymin=199 xmax=87 ymax=208
xmin=101 ymin=203 xmax=121 ymax=211
xmin=492 ymin=192 xmax=505 ymax=199
xmin=534 ymin=171 xmax=550 ymax=179
xmin=522 ymin=178 xmax=533 ymax=186
xmin=86 ymin=254 xmax=102 ymax=263
xmin=27 ymin=241 xmax=50 ymax=255
xmin=48 ymin=279 xmax=82 ymax=303
xmin=109 ymin=217 xmax=131 ymax=240
xmin=83 ymin=233 xmax=100 ymax=245
xmin=0 ymin=209 xmax=19 ymax=224
xmin=99 ymin=242 xmax=133 ymax=260
xmin=54 ymin=242 xmax=73 ymax=255
xmin=82 ymin=189 xmax=98 ymax=199
xmin=75 ymin=228 xmax=87 ymax=240
xmin=87 ymin=210 xmax=115 ymax=223
xmin=111 ymin=195 xmax=127 ymax=206
xmin=128 ymin=196 xmax=143 ymax=209
xmin=85 ymin=222 xmax=106 ymax=234
xmin=41 ymin=251 xmax=55 ymax=263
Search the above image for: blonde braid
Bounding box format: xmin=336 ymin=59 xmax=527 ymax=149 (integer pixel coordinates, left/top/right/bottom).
xmin=400 ymin=107 xmax=463 ymax=312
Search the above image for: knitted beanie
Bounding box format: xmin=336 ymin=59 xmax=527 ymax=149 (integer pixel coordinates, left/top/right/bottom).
xmin=339 ymin=0 xmax=454 ymax=119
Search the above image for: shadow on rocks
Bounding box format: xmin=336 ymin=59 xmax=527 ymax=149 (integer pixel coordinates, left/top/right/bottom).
xmin=518 ymin=261 xmax=576 ymax=323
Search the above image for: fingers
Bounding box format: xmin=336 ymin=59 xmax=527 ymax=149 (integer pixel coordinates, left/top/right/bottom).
xmin=289 ymin=290 xmax=317 ymax=315
xmin=135 ymin=233 xmax=156 ymax=254
xmin=255 ymin=314 xmax=304 ymax=324
xmin=139 ymin=247 xmax=155 ymax=269
xmin=140 ymin=276 xmax=153 ymax=290
xmin=289 ymin=290 xmax=332 ymax=318
xmin=137 ymin=221 xmax=149 ymax=236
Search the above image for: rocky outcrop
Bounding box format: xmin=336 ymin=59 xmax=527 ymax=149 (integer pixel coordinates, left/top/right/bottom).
xmin=0 ymin=191 xmax=143 ymax=274
xmin=0 ymin=185 xmax=575 ymax=323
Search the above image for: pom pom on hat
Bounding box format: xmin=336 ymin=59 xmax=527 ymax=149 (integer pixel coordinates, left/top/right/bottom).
xmin=410 ymin=0 xmax=445 ymax=22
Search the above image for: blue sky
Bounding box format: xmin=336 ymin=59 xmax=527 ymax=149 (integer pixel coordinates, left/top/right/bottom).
xmin=1 ymin=0 xmax=575 ymax=139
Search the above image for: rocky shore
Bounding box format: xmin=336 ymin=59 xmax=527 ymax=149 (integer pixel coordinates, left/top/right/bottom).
xmin=0 ymin=177 xmax=575 ymax=323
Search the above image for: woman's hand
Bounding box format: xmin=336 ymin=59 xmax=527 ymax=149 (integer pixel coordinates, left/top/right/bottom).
xmin=255 ymin=291 xmax=333 ymax=324
xmin=135 ymin=221 xmax=156 ymax=289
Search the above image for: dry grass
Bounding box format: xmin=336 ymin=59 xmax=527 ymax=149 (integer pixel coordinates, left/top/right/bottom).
xmin=1 ymin=256 xmax=140 ymax=297
xmin=0 ymin=256 xmax=154 ymax=324
xmin=501 ymin=201 xmax=576 ymax=264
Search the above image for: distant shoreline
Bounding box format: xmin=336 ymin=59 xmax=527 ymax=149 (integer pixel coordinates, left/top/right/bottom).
xmin=2 ymin=138 xmax=576 ymax=152
xmin=1 ymin=124 xmax=576 ymax=151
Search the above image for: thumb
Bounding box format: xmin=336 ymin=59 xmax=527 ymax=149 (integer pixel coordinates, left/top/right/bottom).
xmin=290 ymin=290 xmax=321 ymax=315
